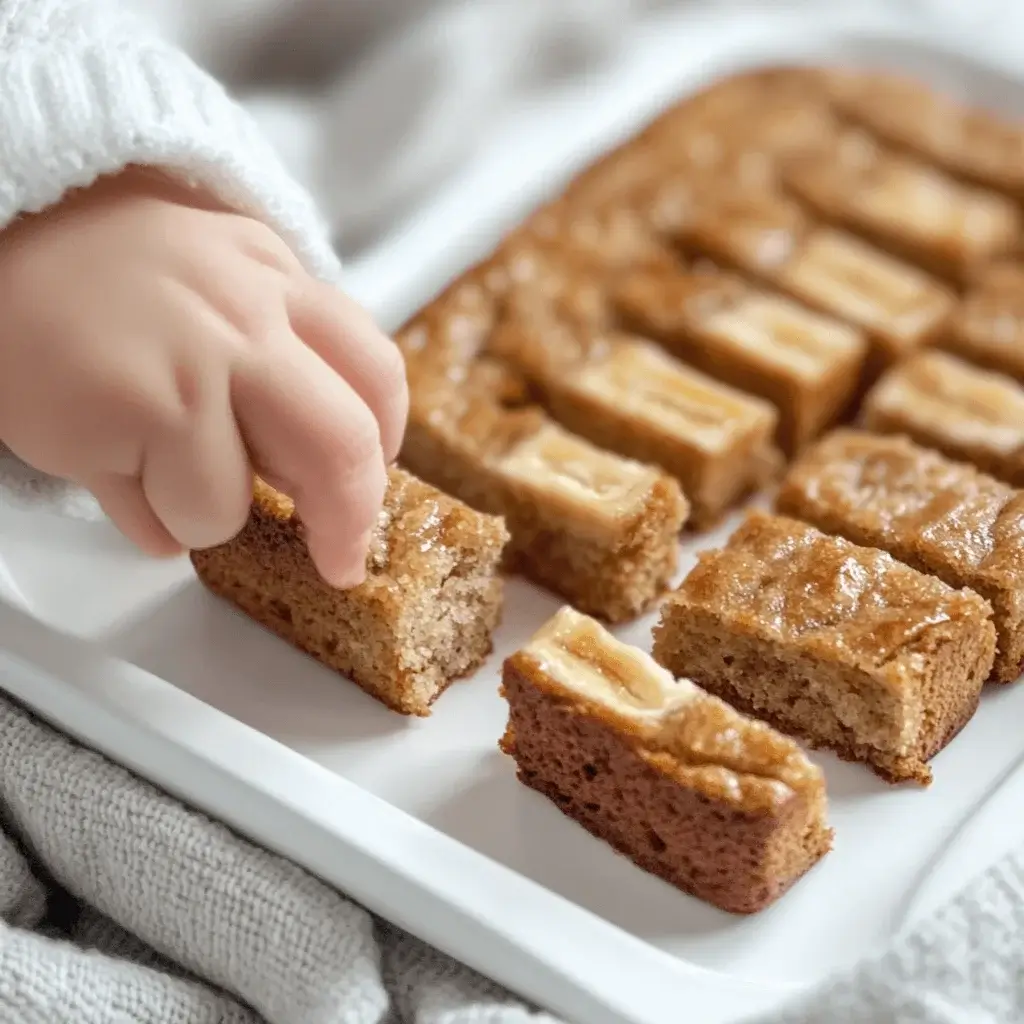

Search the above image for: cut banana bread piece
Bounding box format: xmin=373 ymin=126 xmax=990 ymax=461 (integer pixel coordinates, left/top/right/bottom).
xmin=669 ymin=188 xmax=954 ymax=375
xmin=860 ymin=350 xmax=1024 ymax=488
xmin=781 ymin=131 xmax=1020 ymax=285
xmin=778 ymin=429 xmax=1024 ymax=683
xmin=488 ymin=309 xmax=782 ymax=529
xmin=827 ymin=69 xmax=1024 ymax=200
xmin=615 ymin=269 xmax=866 ymax=454
xmin=191 ymin=469 xmax=509 ymax=716
xmin=939 ymin=262 xmax=1024 ymax=383
xmin=500 ymin=607 xmax=832 ymax=914
xmin=653 ymin=512 xmax=996 ymax=785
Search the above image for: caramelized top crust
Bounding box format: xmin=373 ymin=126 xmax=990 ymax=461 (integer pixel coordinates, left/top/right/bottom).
xmin=515 ymin=201 xmax=682 ymax=275
xmin=781 ymin=229 xmax=953 ymax=349
xmin=863 ymin=351 xmax=1024 ymax=462
xmin=827 ymin=69 xmax=1024 ymax=194
xmin=252 ymin=469 xmax=509 ymax=591
xmin=783 ymin=131 xmax=1021 ymax=268
xmin=779 ymin=430 xmax=1024 ymax=585
xmin=496 ymin=423 xmax=668 ymax=537
xmin=673 ymin=188 xmax=814 ymax=273
xmin=673 ymin=512 xmax=992 ymax=681
xmin=511 ymin=606 xmax=824 ymax=812
xmin=669 ymin=187 xmax=953 ymax=350
xmin=616 ymin=269 xmax=864 ymax=384
xmin=949 ymin=262 xmax=1024 ymax=377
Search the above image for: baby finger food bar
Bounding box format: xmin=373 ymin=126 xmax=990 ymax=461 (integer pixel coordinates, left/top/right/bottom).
xmin=192 ymin=470 xmax=509 ymax=716
xmin=652 ymin=512 xmax=996 ymax=785
xmin=187 ymin=63 xmax=1024 ymax=924
xmin=778 ymin=430 xmax=1024 ymax=683
xmin=500 ymin=607 xmax=832 ymax=914
xmin=860 ymin=350 xmax=1024 ymax=488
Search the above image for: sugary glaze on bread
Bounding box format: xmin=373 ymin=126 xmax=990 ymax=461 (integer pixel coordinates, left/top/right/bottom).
xmin=861 ymin=350 xmax=1024 ymax=487
xmin=668 ymin=187 xmax=954 ymax=371
xmin=192 ymin=469 xmax=509 ymax=716
xmin=654 ymin=512 xmax=996 ymax=784
xmin=487 ymin=308 xmax=782 ymax=526
xmin=615 ymin=268 xmax=866 ymax=454
xmin=781 ymin=130 xmax=1021 ymax=284
xmin=678 ymin=512 xmax=991 ymax=676
xmin=777 ymin=429 xmax=1024 ymax=682
xmin=501 ymin=608 xmax=832 ymax=913
xmin=942 ymin=262 xmax=1024 ymax=382
xmin=519 ymin=607 xmax=824 ymax=811
xmin=826 ymin=69 xmax=1024 ymax=198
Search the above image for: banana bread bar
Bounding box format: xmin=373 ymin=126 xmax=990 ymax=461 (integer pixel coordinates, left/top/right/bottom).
xmin=399 ymin=307 xmax=688 ymax=622
xmin=827 ymin=69 xmax=1024 ymax=200
xmin=781 ymin=131 xmax=1020 ymax=285
xmin=669 ymin=188 xmax=954 ymax=373
xmin=190 ymin=470 xmax=509 ymax=716
xmin=615 ymin=268 xmax=866 ymax=454
xmin=778 ymin=429 xmax=1024 ymax=683
xmin=860 ymin=350 xmax=1024 ymax=487
xmin=500 ymin=607 xmax=832 ymax=914
xmin=939 ymin=262 xmax=1024 ymax=382
xmin=488 ymin=308 xmax=782 ymax=529
xmin=653 ymin=512 xmax=996 ymax=785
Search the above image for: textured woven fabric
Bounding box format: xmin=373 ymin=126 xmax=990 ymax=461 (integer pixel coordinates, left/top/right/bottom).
xmin=3 ymin=688 xmax=1024 ymax=1024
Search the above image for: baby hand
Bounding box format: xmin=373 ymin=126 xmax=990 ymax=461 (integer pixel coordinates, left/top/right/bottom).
xmin=0 ymin=168 xmax=407 ymax=587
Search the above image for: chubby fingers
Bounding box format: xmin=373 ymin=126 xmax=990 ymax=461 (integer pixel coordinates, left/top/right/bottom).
xmin=288 ymin=280 xmax=409 ymax=464
xmin=233 ymin=337 xmax=388 ymax=588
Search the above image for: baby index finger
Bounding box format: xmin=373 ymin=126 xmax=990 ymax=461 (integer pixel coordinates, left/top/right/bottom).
xmin=232 ymin=342 xmax=388 ymax=588
xmin=289 ymin=282 xmax=409 ymax=464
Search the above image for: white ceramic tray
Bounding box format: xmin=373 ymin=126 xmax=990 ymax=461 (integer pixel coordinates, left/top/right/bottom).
xmin=4 ymin=8 xmax=1024 ymax=1023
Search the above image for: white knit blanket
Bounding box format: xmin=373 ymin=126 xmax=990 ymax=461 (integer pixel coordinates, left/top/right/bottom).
xmin=3 ymin=689 xmax=1024 ymax=1024
xmin=5 ymin=1 xmax=1024 ymax=1021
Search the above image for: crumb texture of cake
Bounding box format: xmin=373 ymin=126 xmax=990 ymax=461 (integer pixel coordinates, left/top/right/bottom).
xmin=499 ymin=607 xmax=832 ymax=914
xmin=940 ymin=262 xmax=1024 ymax=383
xmin=190 ymin=469 xmax=509 ymax=716
xmin=653 ymin=512 xmax=996 ymax=785
xmin=399 ymin=290 xmax=688 ymax=624
xmin=781 ymin=131 xmax=1021 ymax=284
xmin=778 ymin=429 xmax=1024 ymax=683
xmin=615 ymin=269 xmax=866 ymax=454
xmin=826 ymin=69 xmax=1024 ymax=198
xmin=860 ymin=350 xmax=1024 ymax=488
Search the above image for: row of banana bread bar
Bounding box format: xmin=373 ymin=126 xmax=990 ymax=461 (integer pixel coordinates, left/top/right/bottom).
xmin=189 ymin=66 xmax=1024 ymax=915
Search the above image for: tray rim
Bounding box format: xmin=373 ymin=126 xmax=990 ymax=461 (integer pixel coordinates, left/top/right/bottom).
xmin=2 ymin=7 xmax=1021 ymax=1023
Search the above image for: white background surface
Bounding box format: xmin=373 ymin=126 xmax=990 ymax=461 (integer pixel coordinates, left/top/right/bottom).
xmin=4 ymin=8 xmax=1024 ymax=1024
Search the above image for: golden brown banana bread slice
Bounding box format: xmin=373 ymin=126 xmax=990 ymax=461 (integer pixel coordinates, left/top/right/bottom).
xmin=826 ymin=69 xmax=1024 ymax=200
xmin=780 ymin=130 xmax=1020 ymax=285
xmin=191 ymin=469 xmax=509 ymax=716
xmin=778 ymin=429 xmax=1024 ymax=683
xmin=500 ymin=607 xmax=832 ymax=914
xmin=939 ymin=262 xmax=1024 ymax=383
xmin=860 ymin=350 xmax=1024 ymax=488
xmin=614 ymin=268 xmax=866 ymax=454
xmin=653 ymin=512 xmax=996 ymax=785
xmin=666 ymin=188 xmax=954 ymax=375
xmin=487 ymin=306 xmax=782 ymax=530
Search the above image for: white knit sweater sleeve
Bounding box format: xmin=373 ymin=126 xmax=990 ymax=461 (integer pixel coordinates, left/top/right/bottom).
xmin=0 ymin=0 xmax=342 ymax=284
xmin=0 ymin=0 xmax=344 ymax=519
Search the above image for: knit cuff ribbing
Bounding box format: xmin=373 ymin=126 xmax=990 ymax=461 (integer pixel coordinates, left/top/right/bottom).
xmin=0 ymin=40 xmax=342 ymax=284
